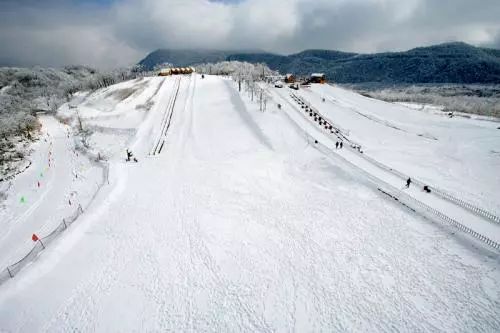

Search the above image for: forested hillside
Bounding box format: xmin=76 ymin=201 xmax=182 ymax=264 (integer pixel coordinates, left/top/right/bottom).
xmin=140 ymin=42 xmax=500 ymax=84
xmin=0 ymin=66 xmax=143 ymax=175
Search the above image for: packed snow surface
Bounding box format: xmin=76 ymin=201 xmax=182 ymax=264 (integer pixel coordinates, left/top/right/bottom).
xmin=299 ymin=84 xmax=500 ymax=213
xmin=0 ymin=75 xmax=499 ymax=331
xmin=0 ymin=116 xmax=101 ymax=270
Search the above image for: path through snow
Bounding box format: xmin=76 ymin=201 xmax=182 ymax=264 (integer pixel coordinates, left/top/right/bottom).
xmin=0 ymin=75 xmax=499 ymax=332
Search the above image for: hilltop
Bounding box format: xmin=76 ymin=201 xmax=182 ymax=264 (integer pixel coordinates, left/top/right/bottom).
xmin=139 ymin=42 xmax=500 ymax=84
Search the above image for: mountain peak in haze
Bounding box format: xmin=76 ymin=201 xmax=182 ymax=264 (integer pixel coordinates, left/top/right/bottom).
xmin=139 ymin=42 xmax=500 ymax=84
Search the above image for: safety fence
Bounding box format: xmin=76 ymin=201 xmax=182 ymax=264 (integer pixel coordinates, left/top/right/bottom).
xmin=316 ymin=142 xmax=500 ymax=252
xmin=291 ymin=92 xmax=500 ymax=226
xmin=431 ymin=188 xmax=500 ymax=224
xmin=377 ymin=188 xmax=500 ymax=251
xmin=0 ymin=153 xmax=109 ymax=286
xmin=359 ymin=150 xmax=500 ymax=225
xmin=0 ymin=160 xmax=32 ymax=183
xmin=290 ymin=93 xmax=362 ymax=148
xmin=0 ymin=204 xmax=85 ymax=284
xmin=277 ymin=92 xmax=500 ymax=252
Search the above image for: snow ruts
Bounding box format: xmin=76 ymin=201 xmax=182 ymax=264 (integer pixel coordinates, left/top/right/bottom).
xmin=271 ymin=87 xmax=500 ymax=251
xmin=357 ymin=147 xmax=500 ymax=225
xmin=150 ymin=76 xmax=182 ymax=156
xmin=0 ymin=130 xmax=110 ymax=286
xmin=292 ymin=92 xmax=500 ymax=226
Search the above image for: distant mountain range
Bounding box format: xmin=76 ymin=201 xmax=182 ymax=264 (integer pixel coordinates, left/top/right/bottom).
xmin=138 ymin=42 xmax=500 ymax=84
xmin=138 ymin=49 xmax=259 ymax=71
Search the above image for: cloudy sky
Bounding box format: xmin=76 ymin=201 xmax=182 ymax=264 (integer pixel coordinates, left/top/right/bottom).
xmin=0 ymin=0 xmax=499 ymax=69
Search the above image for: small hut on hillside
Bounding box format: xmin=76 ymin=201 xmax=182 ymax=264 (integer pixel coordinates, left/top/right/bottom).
xmin=310 ymin=73 xmax=326 ymax=84
xmin=158 ymin=68 xmax=172 ymax=76
xmin=284 ymin=74 xmax=296 ymax=83
xmin=158 ymin=67 xmax=195 ymax=76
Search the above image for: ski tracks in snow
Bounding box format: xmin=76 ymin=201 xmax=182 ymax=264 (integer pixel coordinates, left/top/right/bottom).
xmin=224 ymin=80 xmax=274 ymax=151
xmin=179 ymin=189 xmax=273 ymax=332
xmin=3 ymin=76 xmax=500 ymax=332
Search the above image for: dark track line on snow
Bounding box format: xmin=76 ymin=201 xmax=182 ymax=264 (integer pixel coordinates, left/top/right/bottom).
xmin=151 ymin=77 xmax=182 ymax=156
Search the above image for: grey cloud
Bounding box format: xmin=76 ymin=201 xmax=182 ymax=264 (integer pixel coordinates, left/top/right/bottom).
xmin=0 ymin=0 xmax=141 ymax=68
xmin=483 ymin=32 xmax=500 ymax=49
xmin=0 ymin=0 xmax=499 ymax=69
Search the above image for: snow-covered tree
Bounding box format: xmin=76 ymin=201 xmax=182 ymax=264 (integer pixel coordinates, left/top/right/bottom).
xmin=196 ymin=61 xmax=278 ymax=81
xmin=0 ymin=65 xmax=150 ymax=173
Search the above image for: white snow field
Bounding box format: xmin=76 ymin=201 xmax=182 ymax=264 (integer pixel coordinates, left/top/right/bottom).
xmin=0 ymin=75 xmax=499 ymax=331
xmin=269 ymin=86 xmax=500 ymax=247
xmin=0 ymin=115 xmax=102 ymax=270
xmin=295 ymin=84 xmax=500 ymax=214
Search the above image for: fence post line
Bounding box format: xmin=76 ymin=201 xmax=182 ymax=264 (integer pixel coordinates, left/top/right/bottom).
xmin=357 ymin=140 xmax=500 ymax=224
xmin=310 ymin=116 xmax=500 ymax=251
xmin=0 ymin=145 xmax=111 ymax=286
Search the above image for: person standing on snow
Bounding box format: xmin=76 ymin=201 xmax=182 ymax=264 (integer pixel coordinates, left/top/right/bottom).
xmin=335 ymin=142 xmax=339 ymax=149
xmin=340 ymin=141 xmax=343 ymax=149
xmin=406 ymin=177 xmax=412 ymax=188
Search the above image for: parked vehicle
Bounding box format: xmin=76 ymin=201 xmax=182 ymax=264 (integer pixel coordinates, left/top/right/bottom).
xmin=289 ymin=83 xmax=299 ymax=90
xmin=301 ymin=80 xmax=311 ymax=87
xmin=274 ymin=81 xmax=284 ymax=88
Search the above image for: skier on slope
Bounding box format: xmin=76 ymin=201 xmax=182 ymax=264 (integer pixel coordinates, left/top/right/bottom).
xmin=406 ymin=177 xmax=412 ymax=188
xmin=126 ymin=149 xmax=138 ymax=162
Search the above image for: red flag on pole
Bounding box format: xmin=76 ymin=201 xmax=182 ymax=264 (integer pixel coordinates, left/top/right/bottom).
xmin=32 ymin=233 xmax=45 ymax=248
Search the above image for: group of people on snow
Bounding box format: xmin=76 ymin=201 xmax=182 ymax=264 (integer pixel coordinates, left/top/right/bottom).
xmin=405 ymin=177 xmax=431 ymax=193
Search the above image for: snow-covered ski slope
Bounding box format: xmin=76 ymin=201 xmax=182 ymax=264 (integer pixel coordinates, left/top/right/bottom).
xmin=0 ymin=116 xmax=102 ymax=270
xmin=269 ymin=87 xmax=500 ymax=249
xmin=0 ymin=75 xmax=499 ymax=331
xmin=297 ymin=84 xmax=500 ymax=214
